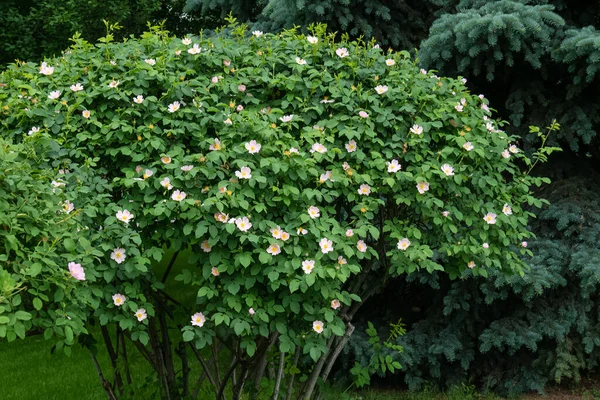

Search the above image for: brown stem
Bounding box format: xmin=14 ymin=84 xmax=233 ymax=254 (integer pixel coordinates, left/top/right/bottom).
xmin=90 ymin=351 xmax=118 ymax=400
xmin=271 ymin=349 xmax=285 ymax=400
xmin=100 ymin=325 xmax=123 ymax=391
xmin=158 ymin=304 xmax=177 ymax=396
xmin=212 ymin=339 xmax=222 ymax=393
xmin=321 ymin=323 xmax=355 ymax=382
xmin=161 ymin=250 xmax=180 ymax=283
xmin=149 ymin=317 xmax=172 ymax=400
xmin=298 ymin=336 xmax=336 ymax=400
xmin=177 ymin=342 xmax=190 ymax=397
xmin=118 ymin=329 xmax=132 ymax=386
xmin=253 ymin=332 xmax=280 ymax=400
xmin=217 ymin=352 xmax=241 ymax=400
xmin=188 ymin=342 xmax=219 ymax=393
xmin=284 ymin=348 xmax=301 ymax=400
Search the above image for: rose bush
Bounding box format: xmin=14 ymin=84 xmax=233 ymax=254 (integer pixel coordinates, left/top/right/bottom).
xmin=0 ymin=19 xmax=547 ymax=399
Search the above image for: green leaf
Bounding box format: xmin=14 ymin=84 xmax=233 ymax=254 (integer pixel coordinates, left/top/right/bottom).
xmin=33 ymin=298 xmax=43 ymax=310
xmin=14 ymin=311 xmax=32 ymax=321
xmin=183 ymin=330 xmax=195 ymax=342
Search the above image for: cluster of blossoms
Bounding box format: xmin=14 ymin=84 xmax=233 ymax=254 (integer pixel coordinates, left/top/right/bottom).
xmin=24 ymin=29 xmax=531 ymax=343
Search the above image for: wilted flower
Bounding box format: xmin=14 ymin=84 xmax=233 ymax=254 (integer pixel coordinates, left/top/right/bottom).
xmin=338 ymin=256 xmax=347 ymax=265
xmin=209 ymin=138 xmax=222 ymax=151
xmin=502 ymin=203 xmax=513 ymax=215
xmin=68 ymin=262 xmax=85 ymax=281
xmin=135 ymin=309 xmax=147 ymax=322
xmin=302 ymin=260 xmax=315 ymax=274
xmin=112 ymin=294 xmax=126 ymax=306
xmin=191 ymin=312 xmax=206 ymax=327
xmin=211 ymin=267 xmax=220 ymax=276
xmin=297 ymin=227 xmax=308 ymax=235
xmin=143 ymin=169 xmax=153 ymax=179
xmin=319 ymin=238 xmax=333 ymax=254
xmin=200 ymin=240 xmax=212 ymax=253
xmin=62 ymin=200 xmax=74 ymax=214
xmin=502 ymin=150 xmax=511 ymax=159
xmin=235 ymin=166 xmax=252 ymax=179
xmin=397 ymin=238 xmax=411 ymax=251
xmin=483 ymin=212 xmax=497 ymax=224
xmin=108 ymin=80 xmax=119 ymax=88
xmin=238 ymin=84 xmax=246 ymax=92
xmin=468 ymin=261 xmax=476 ymax=269
xmin=181 ymin=165 xmax=193 ymax=172
xmin=214 ymin=212 xmax=229 ymax=223
xmin=331 ymin=300 xmax=341 ymax=310
xmin=111 ymin=248 xmax=126 ymax=264
xmin=455 ymin=103 xmax=464 ymax=112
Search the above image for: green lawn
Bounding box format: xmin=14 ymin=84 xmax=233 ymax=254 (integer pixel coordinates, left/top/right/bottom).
xmin=0 ymin=334 xmax=109 ymax=400
xmin=0 ymin=333 xmax=537 ymax=400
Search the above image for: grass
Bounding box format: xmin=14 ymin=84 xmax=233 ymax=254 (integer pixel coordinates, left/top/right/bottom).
xmin=4 ymin=333 xmax=596 ymax=400
xmin=0 ymin=333 xmax=109 ymax=400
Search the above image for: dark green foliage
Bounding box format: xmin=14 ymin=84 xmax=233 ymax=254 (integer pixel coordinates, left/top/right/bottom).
xmin=419 ymin=0 xmax=600 ymax=153
xmin=0 ymin=0 xmax=208 ymax=65
xmin=185 ymin=0 xmax=452 ymax=50
xmin=344 ymin=174 xmax=600 ymax=396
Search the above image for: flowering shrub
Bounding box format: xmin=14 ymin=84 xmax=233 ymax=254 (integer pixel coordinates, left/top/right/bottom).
xmin=0 ymin=19 xmax=546 ymax=399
